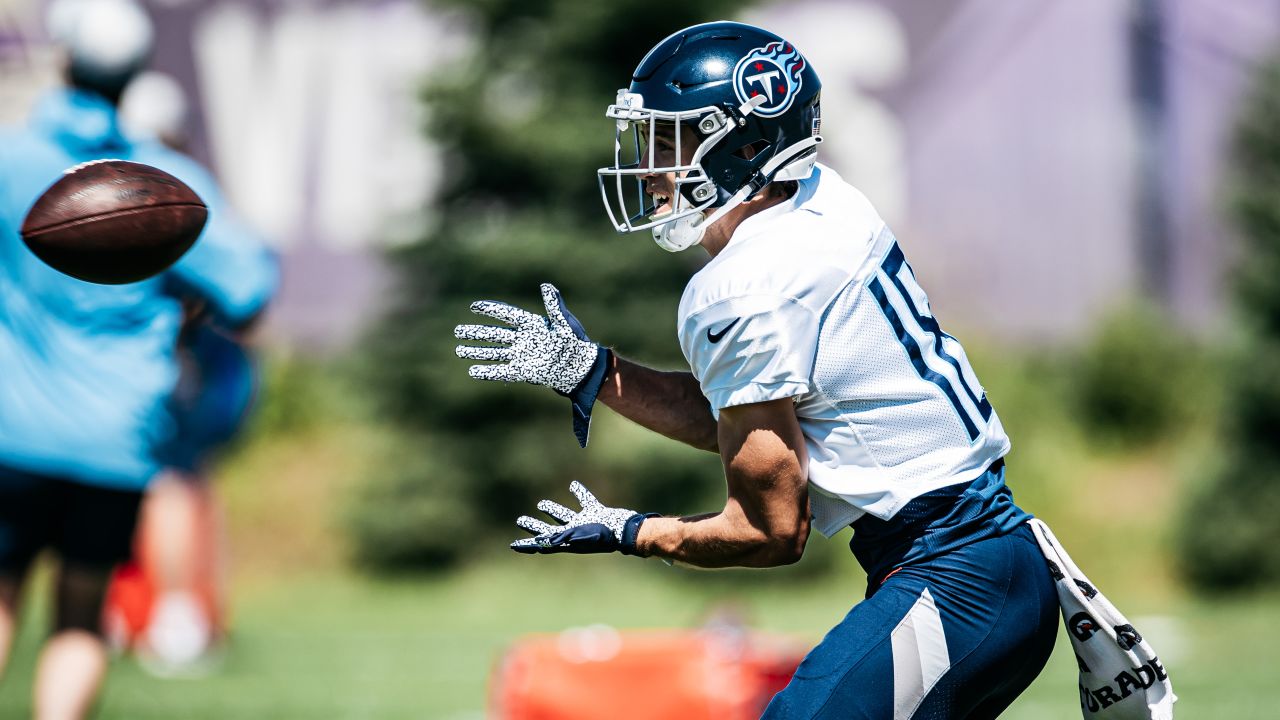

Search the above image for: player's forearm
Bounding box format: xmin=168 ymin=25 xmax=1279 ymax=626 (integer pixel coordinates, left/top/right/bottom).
xmin=636 ymin=401 xmax=811 ymax=567
xmin=636 ymin=446 xmax=811 ymax=568
xmin=598 ymin=353 xmax=719 ymax=452
xmin=635 ymin=510 xmax=808 ymax=568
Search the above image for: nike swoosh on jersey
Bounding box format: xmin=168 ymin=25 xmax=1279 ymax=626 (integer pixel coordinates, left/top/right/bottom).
xmin=706 ymin=318 xmax=741 ymax=344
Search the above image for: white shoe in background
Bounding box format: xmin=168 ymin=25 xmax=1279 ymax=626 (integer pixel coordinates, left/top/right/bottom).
xmin=137 ymin=591 xmax=219 ymax=678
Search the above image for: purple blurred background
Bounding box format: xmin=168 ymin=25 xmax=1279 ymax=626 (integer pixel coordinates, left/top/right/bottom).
xmin=2 ymin=0 xmax=1275 ymax=346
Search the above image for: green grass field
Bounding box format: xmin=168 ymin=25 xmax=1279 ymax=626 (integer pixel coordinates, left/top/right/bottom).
xmin=1 ymin=558 xmax=1278 ymax=718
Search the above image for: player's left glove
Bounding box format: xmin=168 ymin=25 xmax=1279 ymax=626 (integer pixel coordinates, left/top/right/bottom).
xmin=455 ymin=283 xmax=611 ymax=448
xmin=511 ymin=481 xmax=653 ymax=555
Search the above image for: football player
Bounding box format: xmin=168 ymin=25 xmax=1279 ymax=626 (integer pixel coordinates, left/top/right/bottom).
xmin=456 ymin=21 xmax=1058 ymax=718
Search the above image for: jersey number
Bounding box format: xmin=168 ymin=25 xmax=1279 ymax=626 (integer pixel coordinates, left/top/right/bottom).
xmin=868 ymin=242 xmax=992 ymax=441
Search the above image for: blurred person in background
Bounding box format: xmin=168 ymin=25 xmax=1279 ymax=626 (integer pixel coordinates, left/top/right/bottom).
xmin=125 ymin=319 xmax=257 ymax=677
xmin=0 ymin=0 xmax=276 ymax=717
xmin=100 ymin=70 xmax=260 ymax=678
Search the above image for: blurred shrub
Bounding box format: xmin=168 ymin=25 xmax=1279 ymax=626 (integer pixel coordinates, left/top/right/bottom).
xmin=342 ymin=438 xmax=479 ymax=571
xmin=1068 ymin=302 xmax=1203 ymax=449
xmin=1179 ymin=453 xmax=1280 ymax=590
xmin=251 ymin=352 xmax=333 ymax=438
xmin=1177 ymin=50 xmax=1280 ymax=591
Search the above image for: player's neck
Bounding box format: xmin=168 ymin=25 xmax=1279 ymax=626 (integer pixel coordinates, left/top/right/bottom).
xmin=699 ymin=183 xmax=796 ymax=258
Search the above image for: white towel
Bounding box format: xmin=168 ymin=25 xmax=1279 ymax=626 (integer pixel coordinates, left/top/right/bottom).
xmin=1028 ymin=519 xmax=1176 ymax=720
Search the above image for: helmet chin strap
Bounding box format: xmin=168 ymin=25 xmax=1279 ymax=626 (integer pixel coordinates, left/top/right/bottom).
xmin=652 ymin=184 xmax=752 ymax=252
xmin=652 ymin=218 xmax=703 ymax=252
xmin=652 ymin=136 xmax=822 ymax=253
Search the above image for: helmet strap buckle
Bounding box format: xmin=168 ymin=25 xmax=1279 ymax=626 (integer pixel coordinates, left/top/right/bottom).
xmin=736 ymin=94 xmax=768 ymax=118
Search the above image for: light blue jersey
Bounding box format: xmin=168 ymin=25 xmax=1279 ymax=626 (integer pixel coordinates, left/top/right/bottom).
xmin=0 ymin=88 xmax=277 ymax=490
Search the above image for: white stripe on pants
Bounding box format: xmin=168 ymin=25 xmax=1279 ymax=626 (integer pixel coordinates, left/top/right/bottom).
xmin=892 ymin=587 xmax=952 ymax=719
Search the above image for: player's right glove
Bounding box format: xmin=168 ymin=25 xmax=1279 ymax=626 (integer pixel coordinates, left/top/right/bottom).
xmin=455 ymin=283 xmax=611 ymax=448
xmin=511 ymin=481 xmax=652 ymax=556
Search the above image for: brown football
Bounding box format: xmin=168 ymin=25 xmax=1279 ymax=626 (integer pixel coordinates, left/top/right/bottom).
xmin=20 ymin=159 xmax=208 ymax=285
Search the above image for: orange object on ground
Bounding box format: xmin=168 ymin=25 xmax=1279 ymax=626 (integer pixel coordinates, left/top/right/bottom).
xmin=102 ymin=560 xmax=153 ymax=650
xmin=491 ymin=627 xmax=805 ymax=720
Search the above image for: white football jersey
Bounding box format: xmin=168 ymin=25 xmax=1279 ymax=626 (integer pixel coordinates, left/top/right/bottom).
xmin=678 ymin=164 xmax=1010 ymax=536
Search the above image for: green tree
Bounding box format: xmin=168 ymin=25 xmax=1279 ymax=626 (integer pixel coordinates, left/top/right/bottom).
xmin=351 ymin=1 xmax=745 ymax=569
xmin=1069 ymin=301 xmax=1200 ymax=450
xmin=1177 ymin=51 xmax=1280 ymax=590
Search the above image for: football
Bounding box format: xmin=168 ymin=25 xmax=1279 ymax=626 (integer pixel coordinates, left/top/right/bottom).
xmin=20 ymin=159 xmax=207 ymax=284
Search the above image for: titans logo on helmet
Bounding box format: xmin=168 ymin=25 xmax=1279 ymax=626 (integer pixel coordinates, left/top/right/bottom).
xmin=732 ymin=41 xmax=806 ymax=118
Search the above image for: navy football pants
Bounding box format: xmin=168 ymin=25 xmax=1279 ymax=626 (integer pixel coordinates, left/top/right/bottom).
xmin=762 ymin=523 xmax=1059 ymax=719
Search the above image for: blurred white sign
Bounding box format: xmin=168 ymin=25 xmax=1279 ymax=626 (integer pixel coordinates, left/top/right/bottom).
xmin=194 ymin=1 xmax=468 ymax=250
xmin=741 ymin=1 xmax=909 ymax=226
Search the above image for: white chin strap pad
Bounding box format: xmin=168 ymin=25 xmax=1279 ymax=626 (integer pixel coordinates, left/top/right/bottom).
xmin=653 ymin=214 xmax=706 ymax=252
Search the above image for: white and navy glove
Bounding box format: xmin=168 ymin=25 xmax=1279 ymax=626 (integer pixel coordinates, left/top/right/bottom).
xmin=512 ymin=481 xmax=653 ymax=555
xmin=455 ymin=283 xmax=611 ymax=447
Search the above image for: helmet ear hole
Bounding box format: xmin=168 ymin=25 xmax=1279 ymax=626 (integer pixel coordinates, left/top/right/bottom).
xmin=733 ymin=139 xmax=771 ymax=161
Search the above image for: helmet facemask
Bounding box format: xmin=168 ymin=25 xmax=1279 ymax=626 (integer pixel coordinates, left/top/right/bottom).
xmin=598 ymin=90 xmax=822 ymax=253
xmin=597 ymin=91 xmax=735 ymax=252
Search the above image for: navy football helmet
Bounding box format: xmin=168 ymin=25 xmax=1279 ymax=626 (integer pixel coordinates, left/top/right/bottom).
xmin=598 ymin=21 xmax=822 ymax=251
